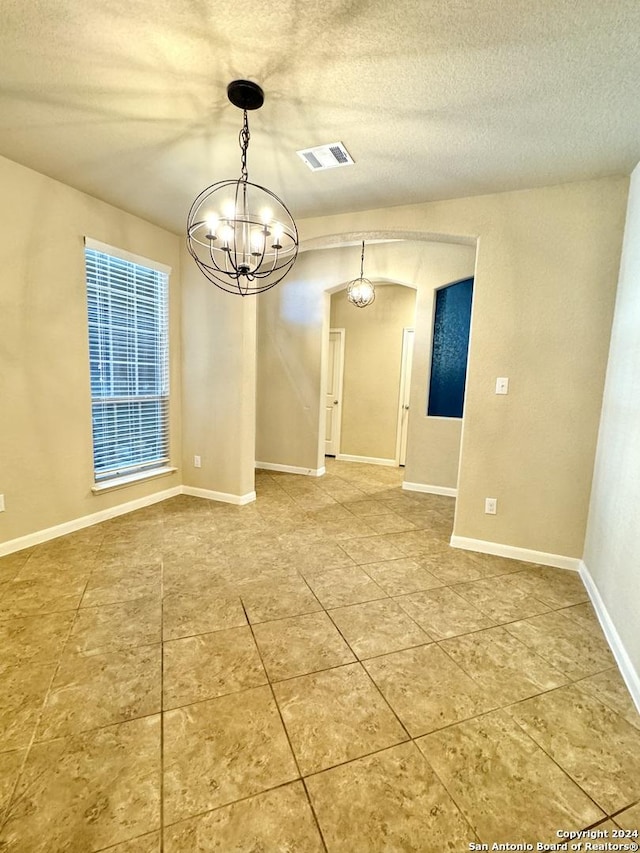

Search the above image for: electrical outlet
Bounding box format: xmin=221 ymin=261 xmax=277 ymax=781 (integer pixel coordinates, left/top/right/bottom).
xmin=0 ymin=494 xmax=5 ymax=512
xmin=193 ymin=455 xmax=201 ymax=468
xmin=485 ymin=497 xmax=497 ymax=515
xmin=495 ymin=377 xmax=509 ymax=395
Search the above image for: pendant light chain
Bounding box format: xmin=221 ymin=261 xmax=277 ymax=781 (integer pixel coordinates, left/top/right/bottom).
xmin=360 ymin=240 xmax=365 ymax=277
xmin=239 ymin=110 xmax=250 ymax=182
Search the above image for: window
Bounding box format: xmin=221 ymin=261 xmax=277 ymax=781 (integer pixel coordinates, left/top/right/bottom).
xmin=85 ymin=238 xmax=170 ymax=485
xmin=427 ymin=277 xmax=473 ymax=418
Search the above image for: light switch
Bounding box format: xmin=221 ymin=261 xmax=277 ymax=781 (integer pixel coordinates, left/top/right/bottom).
xmin=495 ymin=377 xmax=509 ymax=395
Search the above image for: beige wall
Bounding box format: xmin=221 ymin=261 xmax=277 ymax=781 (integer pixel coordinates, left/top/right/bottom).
xmin=256 ymin=240 xmax=475 ymax=478
xmin=406 ymin=250 xmax=477 ymax=490
xmin=0 ymin=155 xmax=182 ymax=547
xmin=261 ymin=177 xmax=627 ymax=557
xmin=180 ymin=249 xmax=256 ymax=499
xmin=330 ymin=284 xmax=416 ymax=460
xmin=583 ymin=163 xmax=640 ymax=684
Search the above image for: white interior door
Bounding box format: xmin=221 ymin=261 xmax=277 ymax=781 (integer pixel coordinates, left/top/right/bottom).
xmin=325 ymin=328 xmax=345 ymax=456
xmin=396 ymin=328 xmax=415 ymax=466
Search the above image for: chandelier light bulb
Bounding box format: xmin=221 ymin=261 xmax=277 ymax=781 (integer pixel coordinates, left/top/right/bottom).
xmin=205 ymin=214 xmax=219 ymax=237
xmin=220 ymin=224 xmax=234 ymax=247
xmin=251 ymin=229 xmax=264 ymax=255
xmin=222 ymin=200 xmax=236 ymax=220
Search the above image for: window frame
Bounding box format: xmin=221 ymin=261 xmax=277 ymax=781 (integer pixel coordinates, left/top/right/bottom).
xmin=84 ymin=237 xmax=173 ymax=491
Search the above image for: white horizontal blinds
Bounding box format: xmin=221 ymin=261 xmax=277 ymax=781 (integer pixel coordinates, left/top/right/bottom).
xmin=85 ymin=246 xmax=169 ymax=482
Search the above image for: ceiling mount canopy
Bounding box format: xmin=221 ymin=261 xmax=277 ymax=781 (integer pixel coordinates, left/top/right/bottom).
xmin=346 ymin=241 xmax=376 ymax=308
xmin=186 ymin=80 xmax=299 ymax=296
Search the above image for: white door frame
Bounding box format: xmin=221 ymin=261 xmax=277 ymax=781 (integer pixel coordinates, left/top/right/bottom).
xmin=325 ymin=328 xmax=346 ymax=456
xmin=395 ymin=327 xmax=415 ymax=465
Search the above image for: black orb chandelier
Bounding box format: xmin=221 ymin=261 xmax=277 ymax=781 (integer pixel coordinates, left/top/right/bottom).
xmin=186 ymin=80 xmax=299 ymax=296
xmin=347 ymin=241 xmax=376 ymax=307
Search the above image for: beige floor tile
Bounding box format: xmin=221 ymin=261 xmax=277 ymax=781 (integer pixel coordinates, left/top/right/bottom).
xmin=363 ymin=557 xmax=443 ymax=595
xmin=504 ymin=610 xmax=615 ymax=679
xmin=253 ymin=611 xmax=355 ymax=681
xmin=395 ymin=586 xmax=496 ymax=639
xmin=100 ymin=832 xmax=161 ymax=852
xmin=0 ymin=575 xmax=86 ymax=618
xmin=1 ymin=459 xmax=628 ymax=850
xmin=562 ymin=600 xmax=609 ymax=634
xmin=163 ymin=626 xmax=267 ymax=709
xmin=378 ymin=530 xmax=449 ymax=558
xmin=328 ymin=598 xmax=432 ymax=659
xmin=508 ymin=686 xmax=640 ymax=813
xmin=453 ymin=574 xmax=551 ymax=622
xmin=0 ymin=611 xmax=75 ymax=666
xmin=364 ymin=644 xmax=494 ymax=736
xmin=162 ymin=590 xmax=246 ymax=640
xmin=0 ymin=749 xmax=25 ymax=819
xmin=576 ymin=668 xmax=640 ymax=731
xmin=418 ymin=549 xmax=492 ymax=583
xmin=614 ymin=801 xmax=640 ymax=830
xmin=273 ymin=663 xmax=407 ymax=775
xmin=37 ymin=645 xmax=161 ymax=740
xmin=162 ymin=564 xmax=242 ymax=598
xmin=0 ymin=551 xmax=31 ymax=584
xmin=593 ymin=819 xmax=623 ymax=832
xmin=362 ymin=513 xmax=418 ymax=534
xmin=163 ymin=686 xmax=298 ymax=824
xmin=240 ymin=576 xmax=322 ymax=623
xmin=303 ymin=565 xmax=387 ymax=609
xmin=306 ymin=741 xmax=475 ymax=851
xmin=343 ymin=499 xmax=396 ymax=517
xmin=164 ymin=782 xmax=324 ymax=852
xmin=278 ymin=540 xmax=355 ymax=573
xmin=439 ymin=626 xmax=569 ymax=704
xmin=338 ymin=535 xmax=406 ymax=565
xmin=82 ymin=562 xmax=161 ymax=607
xmin=417 ymin=709 xmax=604 ymax=844
xmin=0 ymin=716 xmax=160 ymax=853
xmin=509 ymin=565 xmax=589 ymax=608
xmin=68 ymin=596 xmax=162 ymax=654
xmin=400 ymin=509 xmax=452 ymax=537
xmin=0 ymin=662 xmax=54 ymax=751
xmin=464 ymin=552 xmax=533 ymax=577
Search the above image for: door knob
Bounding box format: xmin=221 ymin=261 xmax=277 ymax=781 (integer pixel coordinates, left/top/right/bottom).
xmin=333 ymin=400 xmax=339 ymax=405
xmin=403 ymin=404 xmax=410 ymax=410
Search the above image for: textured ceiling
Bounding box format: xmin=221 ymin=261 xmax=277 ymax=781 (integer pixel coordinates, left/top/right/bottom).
xmin=1 ymin=0 xmax=639 ymax=234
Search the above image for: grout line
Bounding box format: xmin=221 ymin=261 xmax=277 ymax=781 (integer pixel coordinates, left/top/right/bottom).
xmin=0 ymin=575 xmax=89 ymax=835
xmin=241 ymin=601 xmax=329 ymax=853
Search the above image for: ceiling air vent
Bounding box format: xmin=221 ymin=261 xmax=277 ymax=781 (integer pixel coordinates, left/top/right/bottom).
xmin=296 ymin=142 xmax=354 ymax=171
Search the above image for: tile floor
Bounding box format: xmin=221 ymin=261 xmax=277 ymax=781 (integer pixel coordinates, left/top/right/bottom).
xmin=0 ymin=459 xmax=639 ymax=851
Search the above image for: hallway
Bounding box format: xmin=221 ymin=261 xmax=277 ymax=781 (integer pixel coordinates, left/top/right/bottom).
xmin=0 ymin=460 xmax=638 ymax=850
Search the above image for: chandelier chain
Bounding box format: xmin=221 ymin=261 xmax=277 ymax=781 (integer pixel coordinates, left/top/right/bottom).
xmin=239 ymin=110 xmax=250 ymax=182
xmin=360 ymin=240 xmax=365 ymax=277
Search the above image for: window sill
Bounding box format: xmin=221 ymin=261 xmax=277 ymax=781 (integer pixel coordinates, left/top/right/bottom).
xmin=91 ymin=466 xmax=177 ymax=494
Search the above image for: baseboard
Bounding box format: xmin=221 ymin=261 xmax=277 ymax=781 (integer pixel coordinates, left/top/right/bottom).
xmin=181 ymin=486 xmax=256 ymax=505
xmin=579 ymin=560 xmax=640 ymax=714
xmin=403 ymin=481 xmax=457 ymax=497
xmin=336 ymin=454 xmax=397 ymax=467
xmin=450 ymin=535 xmax=581 ymax=572
xmin=0 ymin=486 xmax=182 ymax=557
xmin=255 ymin=462 xmax=325 ymax=478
